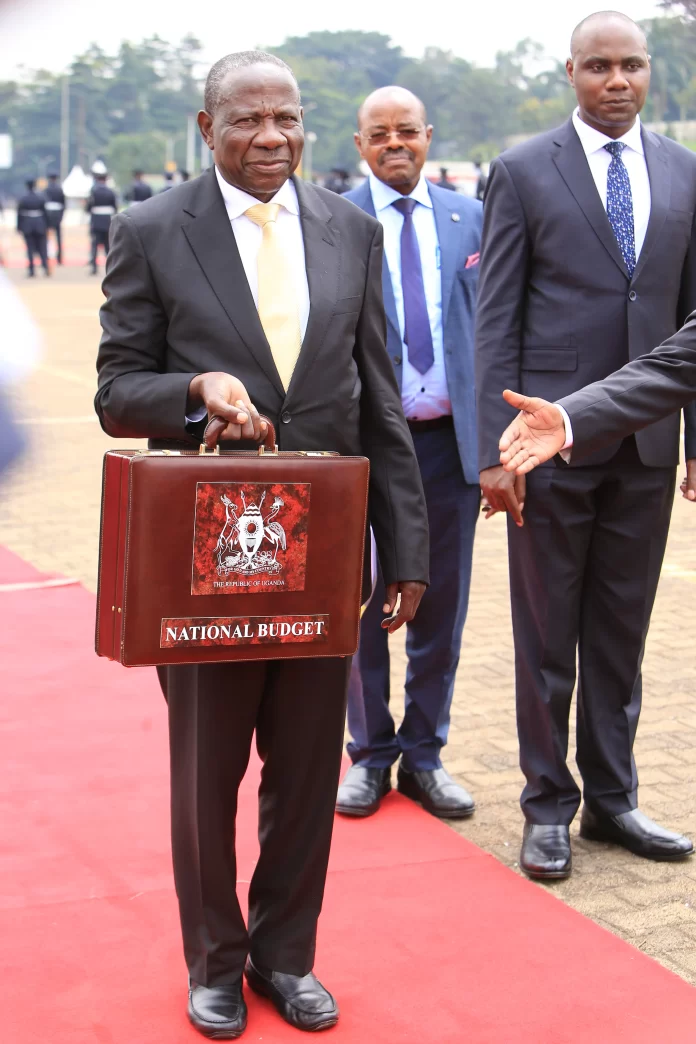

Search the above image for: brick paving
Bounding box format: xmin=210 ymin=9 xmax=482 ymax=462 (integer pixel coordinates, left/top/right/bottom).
xmin=1 ymin=256 xmax=695 ymax=985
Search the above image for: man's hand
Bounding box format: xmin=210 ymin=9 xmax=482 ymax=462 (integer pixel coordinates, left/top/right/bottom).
xmin=381 ymin=581 xmax=427 ymax=634
xmin=681 ymin=458 xmax=696 ymax=502
xmin=188 ymin=372 xmax=267 ymax=442
xmin=498 ymin=389 xmax=566 ymax=475
xmin=479 ymin=465 xmax=526 ymax=527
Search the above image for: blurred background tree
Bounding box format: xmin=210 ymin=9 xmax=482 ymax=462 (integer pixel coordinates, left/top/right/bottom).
xmin=0 ymin=19 xmax=693 ymax=195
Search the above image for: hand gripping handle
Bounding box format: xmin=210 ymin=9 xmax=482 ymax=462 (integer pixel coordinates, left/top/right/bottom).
xmin=202 ymin=414 xmax=277 ymax=454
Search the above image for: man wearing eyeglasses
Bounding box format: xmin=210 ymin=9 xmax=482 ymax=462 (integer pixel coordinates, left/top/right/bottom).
xmin=336 ymin=86 xmax=482 ymax=820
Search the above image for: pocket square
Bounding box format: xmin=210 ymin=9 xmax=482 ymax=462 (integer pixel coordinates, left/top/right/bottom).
xmin=465 ymin=252 xmax=480 ymax=269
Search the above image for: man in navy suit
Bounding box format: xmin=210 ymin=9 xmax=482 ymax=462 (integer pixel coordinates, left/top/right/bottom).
xmin=336 ymin=86 xmax=482 ymax=819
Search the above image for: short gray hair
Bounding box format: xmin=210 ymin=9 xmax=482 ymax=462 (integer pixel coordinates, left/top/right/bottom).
xmin=204 ymin=50 xmax=300 ymax=114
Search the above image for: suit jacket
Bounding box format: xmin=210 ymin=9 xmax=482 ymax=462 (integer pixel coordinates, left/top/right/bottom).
xmin=344 ymin=179 xmax=483 ymax=484
xmin=95 ymin=168 xmax=429 ymax=592
xmin=16 ymin=191 xmax=46 ymax=235
xmin=475 ymin=117 xmax=696 ymax=470
xmin=559 ymin=311 xmax=696 ymax=459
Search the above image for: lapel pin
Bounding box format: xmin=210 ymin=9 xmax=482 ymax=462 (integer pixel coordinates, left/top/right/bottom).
xmin=451 ymin=213 xmax=460 ymax=222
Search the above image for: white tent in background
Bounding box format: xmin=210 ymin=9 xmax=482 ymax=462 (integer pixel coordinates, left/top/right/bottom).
xmin=62 ymin=165 xmax=93 ymax=199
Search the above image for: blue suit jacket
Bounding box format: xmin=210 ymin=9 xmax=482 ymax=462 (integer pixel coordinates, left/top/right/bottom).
xmin=344 ymin=179 xmax=482 ymax=484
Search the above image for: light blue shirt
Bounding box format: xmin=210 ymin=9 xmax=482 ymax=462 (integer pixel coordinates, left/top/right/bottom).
xmin=368 ymin=172 xmax=450 ymax=420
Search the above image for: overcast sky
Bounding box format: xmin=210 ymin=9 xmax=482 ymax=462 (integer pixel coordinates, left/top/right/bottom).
xmin=0 ymin=0 xmax=666 ymax=77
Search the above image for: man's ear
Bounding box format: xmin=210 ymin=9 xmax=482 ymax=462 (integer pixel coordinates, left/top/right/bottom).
xmin=566 ymin=58 xmax=575 ymax=87
xmin=353 ymin=131 xmax=364 ymax=159
xmin=197 ymin=110 xmax=214 ymax=149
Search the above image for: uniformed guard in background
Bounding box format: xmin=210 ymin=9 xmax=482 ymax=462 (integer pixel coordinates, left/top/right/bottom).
xmin=44 ymin=173 xmax=66 ymax=264
xmin=16 ymin=180 xmax=49 ymax=278
xmin=85 ymin=172 xmax=117 ymax=275
xmin=124 ymin=169 xmax=152 ymax=204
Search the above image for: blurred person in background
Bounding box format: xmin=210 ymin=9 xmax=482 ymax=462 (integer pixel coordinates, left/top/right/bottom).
xmin=159 ymin=170 xmax=175 ymax=192
xmin=44 ymin=173 xmax=66 ymax=264
xmin=476 ymin=11 xmax=696 ymax=881
xmin=17 ymin=180 xmax=49 ymax=278
xmin=124 ymin=169 xmax=153 ymax=204
xmin=336 ymin=86 xmax=482 ymax=820
xmin=323 ymin=167 xmax=351 ymax=194
xmin=474 ymin=161 xmax=488 ymax=202
xmin=179 ymin=169 xmax=191 ymax=182
xmin=0 ymin=269 xmax=42 ymax=477
xmin=436 ymin=166 xmax=456 ymax=191
xmin=86 ymin=172 xmax=118 ymax=275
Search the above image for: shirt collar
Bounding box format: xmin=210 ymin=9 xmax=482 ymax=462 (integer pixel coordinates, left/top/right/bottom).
xmin=214 ymin=166 xmax=300 ymax=219
xmin=572 ymin=108 xmax=644 ymax=156
xmin=368 ymin=171 xmax=433 ymax=213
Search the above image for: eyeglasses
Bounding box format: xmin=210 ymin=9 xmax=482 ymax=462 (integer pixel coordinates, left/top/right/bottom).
xmin=360 ymin=128 xmax=425 ymax=147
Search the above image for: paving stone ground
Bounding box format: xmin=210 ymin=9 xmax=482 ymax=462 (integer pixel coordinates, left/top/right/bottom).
xmin=2 ymin=257 xmax=695 ymax=985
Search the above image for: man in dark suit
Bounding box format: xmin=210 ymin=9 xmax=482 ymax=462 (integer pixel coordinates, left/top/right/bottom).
xmin=124 ymin=169 xmax=153 ymax=204
xmin=336 ymin=87 xmax=481 ymax=819
xmin=95 ymin=50 xmax=428 ymax=1040
xmin=16 ymin=180 xmax=49 ymax=277
xmin=85 ymin=172 xmax=117 ymax=275
xmin=476 ymin=11 xmax=696 ymax=881
xmin=44 ymin=173 xmax=65 ymax=264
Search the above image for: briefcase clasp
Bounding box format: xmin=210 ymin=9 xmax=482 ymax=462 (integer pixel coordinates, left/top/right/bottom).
xmin=198 ymin=443 xmax=220 ymax=456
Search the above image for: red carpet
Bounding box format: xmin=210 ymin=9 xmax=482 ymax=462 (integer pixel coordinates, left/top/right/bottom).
xmin=2 ymin=545 xmax=695 ymax=1043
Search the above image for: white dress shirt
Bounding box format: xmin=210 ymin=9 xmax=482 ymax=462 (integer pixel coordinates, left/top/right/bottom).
xmin=187 ymin=170 xmax=310 ymax=422
xmin=368 ymin=172 xmax=450 ymax=421
xmin=572 ymin=108 xmax=651 ymax=261
xmin=557 ymin=114 xmax=652 ymax=456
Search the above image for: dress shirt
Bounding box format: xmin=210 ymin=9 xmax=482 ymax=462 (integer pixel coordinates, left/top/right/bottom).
xmin=187 ymin=169 xmax=310 ymax=421
xmin=572 ymin=108 xmax=651 ymax=261
xmin=368 ymin=172 xmax=450 ymax=420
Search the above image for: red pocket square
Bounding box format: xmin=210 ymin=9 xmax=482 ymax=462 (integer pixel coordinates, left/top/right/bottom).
xmin=465 ymin=252 xmax=480 ymax=269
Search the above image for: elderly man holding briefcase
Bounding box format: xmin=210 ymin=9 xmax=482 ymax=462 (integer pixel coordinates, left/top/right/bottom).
xmin=95 ymin=51 xmax=428 ymax=1040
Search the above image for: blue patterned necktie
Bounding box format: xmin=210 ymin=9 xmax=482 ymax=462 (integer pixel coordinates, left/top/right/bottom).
xmin=604 ymin=141 xmax=636 ymax=277
xmin=392 ymin=197 xmax=434 ymax=374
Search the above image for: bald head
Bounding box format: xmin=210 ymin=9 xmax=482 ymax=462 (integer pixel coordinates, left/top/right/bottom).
xmin=357 ymin=86 xmax=426 ymax=130
xmin=570 ymin=11 xmax=647 ymax=58
xmin=355 ymin=85 xmax=432 ymax=195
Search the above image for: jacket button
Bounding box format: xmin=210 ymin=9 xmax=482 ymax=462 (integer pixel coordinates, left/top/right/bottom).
xmin=281 ymin=411 xmax=292 ymax=424
xmin=628 ymin=290 xmax=637 ymax=301
xmin=393 ymin=355 xmax=402 ymax=365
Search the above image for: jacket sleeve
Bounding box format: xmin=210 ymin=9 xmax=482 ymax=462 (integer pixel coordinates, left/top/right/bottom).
xmin=94 ymin=213 xmax=198 ymax=440
xmin=354 ymin=223 xmax=429 ymax=587
xmin=560 ymin=312 xmax=696 ymax=459
xmin=677 ymin=210 xmax=696 ymax=460
xmin=475 ymin=157 xmax=530 ymax=471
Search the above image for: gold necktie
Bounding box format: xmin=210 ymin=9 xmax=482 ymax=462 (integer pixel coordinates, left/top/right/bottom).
xmin=245 ymin=202 xmax=302 ymax=391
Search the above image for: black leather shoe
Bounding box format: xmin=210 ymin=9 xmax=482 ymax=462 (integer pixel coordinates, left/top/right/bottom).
xmin=335 ymin=765 xmax=391 ymax=817
xmin=396 ymin=764 xmax=475 ymax=819
xmin=520 ymin=823 xmax=572 ymax=880
xmin=245 ymin=959 xmax=338 ymax=1032
xmin=187 ymin=979 xmax=247 ymax=1039
xmin=580 ymin=805 xmax=694 ymax=861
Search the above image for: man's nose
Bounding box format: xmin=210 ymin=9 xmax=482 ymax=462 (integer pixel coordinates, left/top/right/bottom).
xmin=254 ymin=117 xmax=287 ymax=148
xmin=606 ymin=66 xmax=631 ymax=90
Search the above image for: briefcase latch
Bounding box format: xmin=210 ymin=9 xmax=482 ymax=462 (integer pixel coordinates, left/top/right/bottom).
xmin=198 ymin=443 xmax=220 ymax=455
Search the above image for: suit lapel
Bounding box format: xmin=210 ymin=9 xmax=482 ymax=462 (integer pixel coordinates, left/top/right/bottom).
xmin=632 ymin=129 xmax=670 ymax=283
xmin=181 ymin=170 xmax=284 ymax=396
xmin=552 ymin=118 xmax=629 ymax=280
xmin=431 ymin=188 xmax=461 ymax=328
xmin=286 ymin=177 xmax=340 ymax=398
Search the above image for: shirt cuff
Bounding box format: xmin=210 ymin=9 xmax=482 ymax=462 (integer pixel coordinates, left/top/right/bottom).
xmin=556 ymin=403 xmax=573 ymax=463
xmin=185 ymin=406 xmax=207 ymax=424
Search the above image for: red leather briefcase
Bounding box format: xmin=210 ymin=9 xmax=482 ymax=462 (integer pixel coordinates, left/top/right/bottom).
xmin=96 ymin=421 xmax=369 ymax=667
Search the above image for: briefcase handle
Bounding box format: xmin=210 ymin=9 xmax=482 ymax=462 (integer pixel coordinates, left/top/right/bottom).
xmin=202 ymin=414 xmax=277 ymax=455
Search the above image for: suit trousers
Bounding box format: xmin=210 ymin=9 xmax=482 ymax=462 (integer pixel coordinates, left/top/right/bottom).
xmin=47 ymin=223 xmax=62 ymax=263
xmin=507 ymin=439 xmax=675 ymax=824
xmin=347 ymin=426 xmax=479 ymax=771
xmin=160 ymin=655 xmax=350 ymax=986
xmin=23 ymin=231 xmax=48 ymax=272
xmin=91 ymin=230 xmax=110 ymax=269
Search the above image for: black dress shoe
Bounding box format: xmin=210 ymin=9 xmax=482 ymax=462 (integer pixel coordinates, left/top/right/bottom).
xmin=580 ymin=805 xmax=694 ymax=861
xmin=335 ymin=765 xmax=391 ymax=817
xmin=245 ymin=959 xmax=338 ymax=1032
xmin=396 ymin=764 xmax=475 ymax=819
xmin=520 ymin=823 xmax=572 ymax=880
xmin=188 ymin=979 xmax=247 ymax=1039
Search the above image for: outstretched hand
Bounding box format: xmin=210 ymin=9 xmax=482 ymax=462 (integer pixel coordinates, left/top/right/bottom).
xmin=498 ymin=390 xmax=566 ymax=474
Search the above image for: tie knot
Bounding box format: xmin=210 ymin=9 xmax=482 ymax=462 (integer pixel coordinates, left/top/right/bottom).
xmin=392 ymin=197 xmax=417 ymax=217
xmin=245 ymin=202 xmax=282 ymax=227
xmin=604 ymin=141 xmax=627 ymax=159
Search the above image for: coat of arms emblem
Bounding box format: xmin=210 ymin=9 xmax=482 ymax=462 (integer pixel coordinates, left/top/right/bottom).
xmin=216 ymin=491 xmax=287 ymax=577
